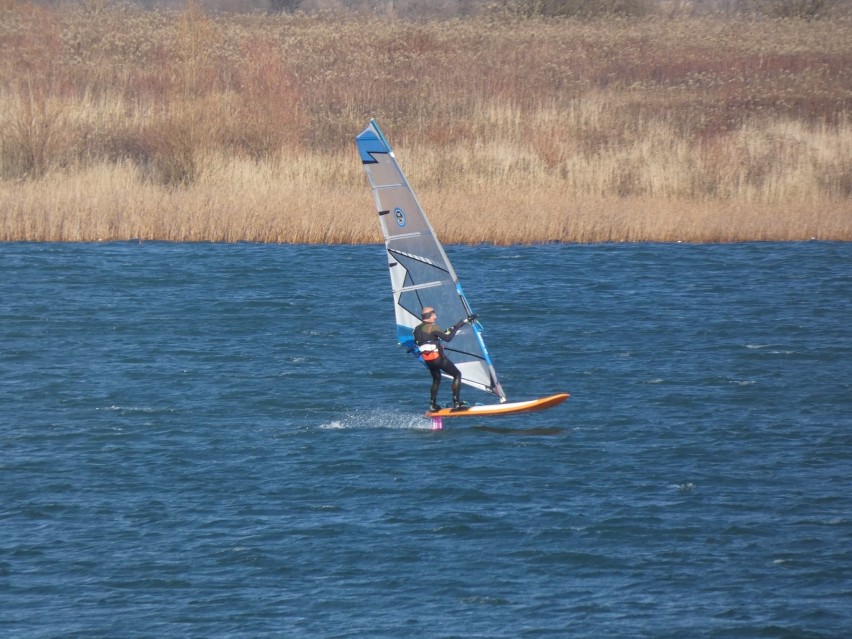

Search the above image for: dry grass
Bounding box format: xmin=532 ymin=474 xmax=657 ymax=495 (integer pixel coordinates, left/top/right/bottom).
xmin=0 ymin=3 xmax=850 ymax=243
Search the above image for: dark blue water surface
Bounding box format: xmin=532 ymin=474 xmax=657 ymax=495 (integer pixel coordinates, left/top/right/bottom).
xmin=1 ymin=242 xmax=850 ymax=638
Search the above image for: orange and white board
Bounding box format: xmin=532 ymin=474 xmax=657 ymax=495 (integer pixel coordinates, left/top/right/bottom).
xmin=425 ymin=393 xmax=569 ymax=419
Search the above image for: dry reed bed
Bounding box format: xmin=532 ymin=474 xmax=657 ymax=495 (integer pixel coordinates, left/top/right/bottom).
xmin=0 ymin=3 xmax=850 ymax=243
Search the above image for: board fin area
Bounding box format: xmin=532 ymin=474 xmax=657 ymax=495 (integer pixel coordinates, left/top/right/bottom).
xmin=425 ymin=393 xmax=569 ymax=419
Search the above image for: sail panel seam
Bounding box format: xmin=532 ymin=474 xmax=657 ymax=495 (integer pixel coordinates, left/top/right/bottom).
xmin=394 ymin=281 xmax=443 ymax=293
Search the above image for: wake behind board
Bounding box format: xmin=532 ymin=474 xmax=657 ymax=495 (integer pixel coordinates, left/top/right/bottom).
xmin=426 ymin=393 xmax=569 ymax=422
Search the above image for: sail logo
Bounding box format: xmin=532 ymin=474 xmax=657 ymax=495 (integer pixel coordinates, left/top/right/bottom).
xmin=394 ymin=208 xmax=406 ymax=227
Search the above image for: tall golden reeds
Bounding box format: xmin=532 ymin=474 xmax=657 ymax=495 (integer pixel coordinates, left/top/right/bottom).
xmin=0 ymin=3 xmax=849 ymax=243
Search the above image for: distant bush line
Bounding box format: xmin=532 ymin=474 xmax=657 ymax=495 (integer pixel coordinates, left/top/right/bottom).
xmin=0 ymin=1 xmax=849 ymax=243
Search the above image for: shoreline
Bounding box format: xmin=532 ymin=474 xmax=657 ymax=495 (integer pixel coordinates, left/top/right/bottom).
xmin=2 ymin=187 xmax=847 ymax=244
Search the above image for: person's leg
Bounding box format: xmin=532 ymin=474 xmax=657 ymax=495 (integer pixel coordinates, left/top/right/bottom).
xmin=441 ymin=359 xmax=464 ymax=406
xmin=428 ymin=364 xmax=442 ymax=407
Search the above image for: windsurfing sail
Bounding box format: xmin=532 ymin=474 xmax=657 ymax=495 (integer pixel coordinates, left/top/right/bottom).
xmin=356 ymin=119 xmax=506 ymax=402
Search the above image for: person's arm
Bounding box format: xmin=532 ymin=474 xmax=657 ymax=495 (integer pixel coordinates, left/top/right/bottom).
xmin=435 ymin=315 xmax=476 ymax=342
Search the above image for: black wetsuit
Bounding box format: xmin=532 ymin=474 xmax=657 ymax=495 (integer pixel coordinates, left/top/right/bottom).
xmin=413 ymin=321 xmax=464 ymax=406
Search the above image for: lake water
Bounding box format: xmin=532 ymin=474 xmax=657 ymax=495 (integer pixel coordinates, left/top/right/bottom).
xmin=1 ymin=241 xmax=850 ymax=638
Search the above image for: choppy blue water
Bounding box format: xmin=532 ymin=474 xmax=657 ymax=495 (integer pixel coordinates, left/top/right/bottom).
xmin=1 ymin=242 xmax=850 ymax=638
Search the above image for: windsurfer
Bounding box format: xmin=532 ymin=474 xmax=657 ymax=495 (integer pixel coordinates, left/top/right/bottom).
xmin=413 ymin=307 xmax=474 ymax=411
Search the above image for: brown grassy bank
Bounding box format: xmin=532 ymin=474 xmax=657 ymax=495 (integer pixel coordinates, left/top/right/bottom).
xmin=0 ymin=3 xmax=850 ymax=243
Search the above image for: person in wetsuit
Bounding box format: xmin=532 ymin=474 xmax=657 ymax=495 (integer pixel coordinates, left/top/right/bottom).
xmin=413 ymin=306 xmax=473 ymax=411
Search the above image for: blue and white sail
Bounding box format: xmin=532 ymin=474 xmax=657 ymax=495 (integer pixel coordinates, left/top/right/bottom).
xmin=356 ymin=119 xmax=506 ymax=402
